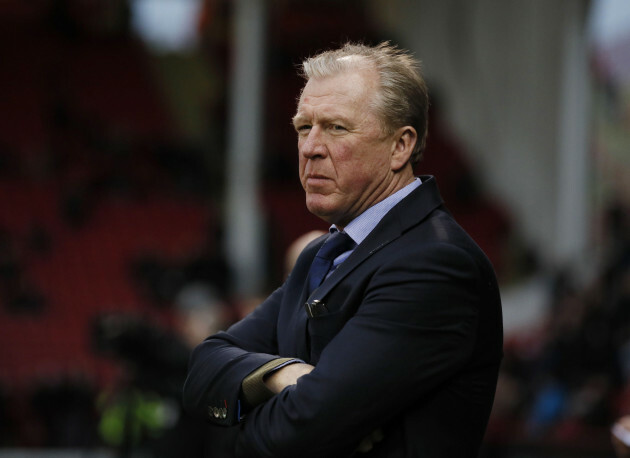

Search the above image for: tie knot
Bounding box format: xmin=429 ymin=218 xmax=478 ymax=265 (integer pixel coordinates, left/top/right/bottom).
xmin=307 ymin=231 xmax=356 ymax=295
xmin=316 ymin=231 xmax=356 ymax=261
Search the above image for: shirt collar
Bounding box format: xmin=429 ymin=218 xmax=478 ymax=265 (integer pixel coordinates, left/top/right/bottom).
xmin=331 ymin=177 xmax=422 ymax=245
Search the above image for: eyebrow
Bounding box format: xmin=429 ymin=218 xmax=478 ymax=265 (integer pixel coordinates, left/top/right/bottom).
xmin=292 ymin=113 xmax=306 ymax=127
xmin=292 ymin=112 xmax=352 ymax=128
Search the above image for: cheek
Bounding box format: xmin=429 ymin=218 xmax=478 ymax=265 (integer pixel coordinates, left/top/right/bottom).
xmin=338 ymin=148 xmax=389 ymax=190
xmin=335 ymin=146 xmax=373 ymax=179
xmin=298 ymin=151 xmax=307 ymax=173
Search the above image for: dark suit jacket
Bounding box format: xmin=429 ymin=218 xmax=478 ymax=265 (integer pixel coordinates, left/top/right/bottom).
xmin=183 ymin=176 xmax=503 ymax=457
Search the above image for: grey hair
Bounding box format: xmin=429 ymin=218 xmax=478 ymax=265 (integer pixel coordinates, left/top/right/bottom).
xmin=299 ymin=41 xmax=429 ymax=164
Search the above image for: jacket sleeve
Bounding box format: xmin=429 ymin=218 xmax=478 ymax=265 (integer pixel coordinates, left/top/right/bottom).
xmin=182 ymin=284 xmax=286 ymax=424
xmin=231 ymin=243 xmax=494 ymax=458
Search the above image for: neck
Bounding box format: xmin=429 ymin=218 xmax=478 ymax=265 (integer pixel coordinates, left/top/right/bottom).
xmin=389 ymin=166 xmax=415 ymax=195
xmin=335 ymin=168 xmax=415 ymax=231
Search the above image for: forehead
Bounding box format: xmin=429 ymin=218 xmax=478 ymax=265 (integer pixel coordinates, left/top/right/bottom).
xmin=296 ymin=69 xmax=379 ymax=114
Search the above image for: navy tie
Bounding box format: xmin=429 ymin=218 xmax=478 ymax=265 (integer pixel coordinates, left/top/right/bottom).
xmin=307 ymin=231 xmax=356 ymax=295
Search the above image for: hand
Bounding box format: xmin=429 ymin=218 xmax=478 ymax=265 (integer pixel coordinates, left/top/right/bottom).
xmin=355 ymin=428 xmax=384 ymax=453
xmin=264 ymin=362 xmax=314 ymax=394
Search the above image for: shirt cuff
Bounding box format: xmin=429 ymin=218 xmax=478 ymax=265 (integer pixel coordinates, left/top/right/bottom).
xmin=241 ymin=358 xmax=304 ymax=408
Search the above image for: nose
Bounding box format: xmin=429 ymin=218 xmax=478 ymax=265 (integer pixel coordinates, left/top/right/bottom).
xmin=299 ymin=127 xmax=327 ymax=159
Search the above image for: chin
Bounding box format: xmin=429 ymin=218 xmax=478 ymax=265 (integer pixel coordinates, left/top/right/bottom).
xmin=305 ymin=196 xmax=336 ymax=223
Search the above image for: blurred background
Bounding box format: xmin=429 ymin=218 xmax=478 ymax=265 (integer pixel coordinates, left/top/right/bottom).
xmin=0 ymin=0 xmax=628 ymax=456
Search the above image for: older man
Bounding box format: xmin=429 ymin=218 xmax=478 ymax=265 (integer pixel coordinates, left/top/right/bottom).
xmin=184 ymin=42 xmax=503 ymax=457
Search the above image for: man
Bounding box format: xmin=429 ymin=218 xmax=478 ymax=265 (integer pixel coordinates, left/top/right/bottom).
xmin=183 ymin=42 xmax=503 ymax=457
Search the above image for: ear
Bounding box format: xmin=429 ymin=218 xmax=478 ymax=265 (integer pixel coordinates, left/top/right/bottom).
xmin=390 ymin=126 xmax=417 ymax=172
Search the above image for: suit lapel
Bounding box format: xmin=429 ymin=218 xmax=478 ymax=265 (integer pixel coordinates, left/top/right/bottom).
xmin=305 ymin=227 xmax=397 ymax=304
xmin=291 ymin=235 xmax=327 ymax=359
xmin=306 ymin=175 xmax=444 ymax=304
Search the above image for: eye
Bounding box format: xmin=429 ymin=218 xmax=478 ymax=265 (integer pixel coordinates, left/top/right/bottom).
xmin=331 ymin=124 xmax=346 ymax=132
xmin=296 ymin=124 xmax=311 ymax=134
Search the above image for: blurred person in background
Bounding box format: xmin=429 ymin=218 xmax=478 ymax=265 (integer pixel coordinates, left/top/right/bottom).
xmin=95 ymin=284 xmax=228 ymax=457
xmin=183 ymin=42 xmax=503 ymax=457
xmin=613 ymin=415 xmax=630 ymax=457
xmin=283 ymin=230 xmax=327 ymax=277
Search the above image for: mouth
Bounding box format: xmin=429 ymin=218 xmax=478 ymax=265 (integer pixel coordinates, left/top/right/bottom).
xmin=305 ymin=174 xmax=331 ymax=188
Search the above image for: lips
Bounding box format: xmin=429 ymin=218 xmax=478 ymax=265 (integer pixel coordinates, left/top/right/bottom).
xmin=307 ymin=173 xmax=329 ymax=180
xmin=304 ymin=174 xmax=331 ymax=190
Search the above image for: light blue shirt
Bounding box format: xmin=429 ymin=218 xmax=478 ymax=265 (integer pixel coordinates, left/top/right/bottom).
xmin=329 ymin=177 xmax=422 ymax=269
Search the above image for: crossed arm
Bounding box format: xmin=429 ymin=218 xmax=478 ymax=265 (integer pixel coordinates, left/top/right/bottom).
xmin=264 ymin=362 xmax=383 ymax=453
xmin=183 ymin=245 xmax=483 ymax=457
